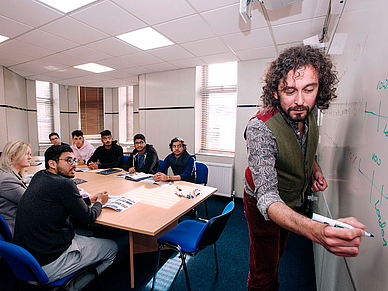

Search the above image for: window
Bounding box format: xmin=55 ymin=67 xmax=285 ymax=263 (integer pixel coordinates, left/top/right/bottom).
xmin=36 ymin=81 xmax=59 ymax=143
xmin=198 ymin=62 xmax=237 ymax=153
xmin=79 ymin=87 xmax=104 ymax=136
xmin=118 ymin=86 xmax=134 ymax=143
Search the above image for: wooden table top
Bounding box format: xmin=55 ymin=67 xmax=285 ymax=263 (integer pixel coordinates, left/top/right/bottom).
xmin=26 ymin=157 xmax=217 ymax=236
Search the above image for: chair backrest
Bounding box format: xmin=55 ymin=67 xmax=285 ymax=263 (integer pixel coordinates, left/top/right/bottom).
xmin=195 ymin=161 xmax=208 ymax=185
xmin=123 ymin=155 xmax=129 ymax=163
xmin=0 ymin=214 xmax=12 ymax=242
xmin=0 ymin=240 xmax=49 ymax=284
xmin=196 ymin=201 xmax=235 ymax=250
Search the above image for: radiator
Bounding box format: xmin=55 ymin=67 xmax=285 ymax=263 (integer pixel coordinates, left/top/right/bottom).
xmin=206 ymin=163 xmax=233 ymax=197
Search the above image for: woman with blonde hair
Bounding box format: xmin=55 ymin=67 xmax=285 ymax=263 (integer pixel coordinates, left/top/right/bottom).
xmin=0 ymin=141 xmax=31 ymax=236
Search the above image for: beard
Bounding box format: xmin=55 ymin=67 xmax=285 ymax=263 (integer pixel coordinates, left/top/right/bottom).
xmin=284 ymin=105 xmax=312 ymax=121
xmin=56 ymin=165 xmax=76 ymax=178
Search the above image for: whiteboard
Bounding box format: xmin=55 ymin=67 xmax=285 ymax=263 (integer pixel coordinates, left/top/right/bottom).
xmin=315 ymin=1 xmax=388 ymax=290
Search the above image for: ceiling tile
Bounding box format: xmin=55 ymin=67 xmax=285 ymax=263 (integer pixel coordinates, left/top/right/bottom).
xmin=27 ymin=73 xmax=62 ymax=82
xmin=272 ymin=17 xmax=325 ymax=45
xmin=143 ymin=62 xmax=179 ymax=72
xmin=113 ymin=0 xmax=196 ymax=25
xmin=235 ymin=46 xmax=277 ymax=61
xmin=63 ymin=46 xmax=112 ymax=63
xmin=85 ymin=38 xmax=141 ymax=57
xmin=36 ymin=68 xmax=84 ymax=80
xmin=7 ymin=67 xmax=36 ymax=77
xmin=200 ymin=52 xmax=239 ymax=64
xmin=0 ymin=15 xmax=33 ymax=38
xmin=99 ymin=69 xmax=135 ymax=79
xmin=122 ymin=67 xmax=155 ymax=75
xmin=97 ymin=57 xmax=137 ymax=70
xmin=147 ymin=45 xmax=195 ymax=61
xmin=169 ymin=57 xmax=206 ymax=68
xmin=268 ymin=0 xmax=328 ymax=26
xmin=0 ymin=49 xmax=34 ymax=65
xmin=71 ymin=1 xmax=146 ymax=36
xmin=0 ymin=0 xmax=63 ymax=27
xmin=119 ymin=52 xmax=164 ymax=66
xmin=181 ymin=37 xmax=231 ymax=57
xmin=41 ymin=53 xmax=86 ymax=67
xmin=187 ymin=0 xmax=239 ymax=13
xmin=40 ymin=16 xmax=109 ymax=44
xmin=201 ymin=3 xmax=267 ymax=36
xmin=17 ymin=29 xmax=78 ymax=52
xmin=154 ymin=14 xmax=216 ymax=44
xmin=9 ymin=59 xmax=67 ymax=75
xmin=222 ymin=28 xmax=273 ymax=51
xmin=0 ymin=39 xmax=54 ymax=58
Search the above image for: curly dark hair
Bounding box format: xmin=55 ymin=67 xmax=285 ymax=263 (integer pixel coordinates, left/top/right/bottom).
xmin=261 ymin=45 xmax=338 ymax=110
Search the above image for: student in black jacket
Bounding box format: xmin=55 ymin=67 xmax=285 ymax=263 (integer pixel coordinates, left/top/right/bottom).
xmin=87 ymin=130 xmax=123 ymax=169
xmin=122 ymin=134 xmax=159 ymax=174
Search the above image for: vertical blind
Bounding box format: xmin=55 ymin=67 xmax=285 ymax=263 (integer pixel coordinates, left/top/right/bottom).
xmin=79 ymin=87 xmax=104 ymax=135
xmin=36 ymin=81 xmax=55 ymax=143
xmin=200 ymin=63 xmax=237 ymax=153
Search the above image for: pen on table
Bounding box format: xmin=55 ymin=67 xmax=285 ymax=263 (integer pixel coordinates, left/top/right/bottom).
xmin=312 ymin=213 xmax=374 ymax=238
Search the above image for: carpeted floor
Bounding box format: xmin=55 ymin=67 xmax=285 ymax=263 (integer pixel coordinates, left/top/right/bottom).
xmin=0 ymin=196 xmax=316 ymax=291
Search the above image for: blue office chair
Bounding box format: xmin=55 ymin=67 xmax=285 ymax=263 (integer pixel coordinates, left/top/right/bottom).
xmin=123 ymin=155 xmax=129 ymax=163
xmin=0 ymin=238 xmax=103 ymax=290
xmin=195 ymin=161 xmax=210 ymax=219
xmin=0 ymin=213 xmax=12 ymax=242
xmin=152 ymin=201 xmax=235 ymax=291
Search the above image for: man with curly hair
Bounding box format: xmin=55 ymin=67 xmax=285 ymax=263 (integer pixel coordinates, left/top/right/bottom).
xmin=244 ymin=45 xmax=366 ymax=291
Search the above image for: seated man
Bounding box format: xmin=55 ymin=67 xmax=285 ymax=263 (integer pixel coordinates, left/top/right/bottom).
xmin=122 ymin=134 xmax=160 ymax=174
xmin=154 ymin=137 xmax=196 ymax=183
xmin=49 ymin=132 xmax=69 ymax=146
xmin=70 ymin=130 xmax=95 ymax=165
xmin=87 ymin=130 xmax=123 ymax=169
xmin=14 ymin=145 xmax=118 ymax=289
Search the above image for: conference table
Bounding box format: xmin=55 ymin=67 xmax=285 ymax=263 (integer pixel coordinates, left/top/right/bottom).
xmin=26 ymin=158 xmax=217 ymax=288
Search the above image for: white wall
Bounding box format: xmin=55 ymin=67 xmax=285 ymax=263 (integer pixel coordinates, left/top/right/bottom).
xmin=0 ymin=67 xmax=39 ymax=154
xmin=234 ymin=58 xmax=273 ymax=197
xmin=138 ymin=68 xmax=196 ymax=160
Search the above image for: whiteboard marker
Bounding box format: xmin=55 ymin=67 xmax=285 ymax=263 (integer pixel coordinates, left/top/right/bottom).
xmin=312 ymin=213 xmax=374 ymax=237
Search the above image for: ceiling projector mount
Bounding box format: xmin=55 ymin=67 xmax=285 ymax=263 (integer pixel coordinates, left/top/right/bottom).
xmin=239 ymin=0 xmax=304 ymax=23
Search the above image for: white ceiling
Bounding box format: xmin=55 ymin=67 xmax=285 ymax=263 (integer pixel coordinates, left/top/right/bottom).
xmin=0 ymin=0 xmax=329 ymax=87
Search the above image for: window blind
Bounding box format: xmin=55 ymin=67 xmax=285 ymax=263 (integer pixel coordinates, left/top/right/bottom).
xmin=200 ymin=63 xmax=237 ymax=153
xmin=79 ymin=87 xmax=104 ymax=135
xmin=36 ymin=81 xmax=55 ymax=143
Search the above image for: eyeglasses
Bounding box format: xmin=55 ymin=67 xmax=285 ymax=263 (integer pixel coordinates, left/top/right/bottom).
xmin=134 ymin=141 xmax=145 ymax=145
xmin=58 ymin=157 xmax=79 ymax=165
xmin=102 ymin=136 xmax=112 ymax=141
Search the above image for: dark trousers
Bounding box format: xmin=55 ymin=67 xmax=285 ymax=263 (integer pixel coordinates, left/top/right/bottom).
xmin=243 ymin=192 xmax=290 ymax=291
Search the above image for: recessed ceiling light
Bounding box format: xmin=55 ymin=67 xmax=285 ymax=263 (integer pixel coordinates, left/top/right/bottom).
xmin=117 ymin=27 xmax=174 ymax=50
xmin=74 ymin=63 xmax=115 ymax=73
xmin=37 ymin=0 xmax=99 ymax=13
xmin=0 ymin=35 xmax=9 ymax=43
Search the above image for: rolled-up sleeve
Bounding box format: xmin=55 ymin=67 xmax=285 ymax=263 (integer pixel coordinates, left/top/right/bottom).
xmin=245 ymin=117 xmax=285 ymax=220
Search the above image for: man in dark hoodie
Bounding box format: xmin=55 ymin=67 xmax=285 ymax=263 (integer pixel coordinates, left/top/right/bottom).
xmin=87 ymin=130 xmax=123 ymax=169
xmin=121 ymin=133 xmax=159 ymax=174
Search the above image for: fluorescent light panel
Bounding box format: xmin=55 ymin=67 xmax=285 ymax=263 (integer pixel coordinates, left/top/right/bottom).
xmin=117 ymin=27 xmax=174 ymax=50
xmin=0 ymin=35 xmax=9 ymax=43
xmin=37 ymin=0 xmax=99 ymax=13
xmin=74 ymin=63 xmax=115 ymax=73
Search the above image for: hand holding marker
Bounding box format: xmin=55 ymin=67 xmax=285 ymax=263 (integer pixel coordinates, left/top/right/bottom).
xmin=312 ymin=213 xmax=374 ymax=237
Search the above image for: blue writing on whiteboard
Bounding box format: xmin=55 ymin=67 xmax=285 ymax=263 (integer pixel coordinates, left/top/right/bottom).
xmin=375 ymin=200 xmax=387 ymax=246
xmin=372 ymin=153 xmax=382 ymax=166
xmin=376 ymin=79 xmax=388 ymax=90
